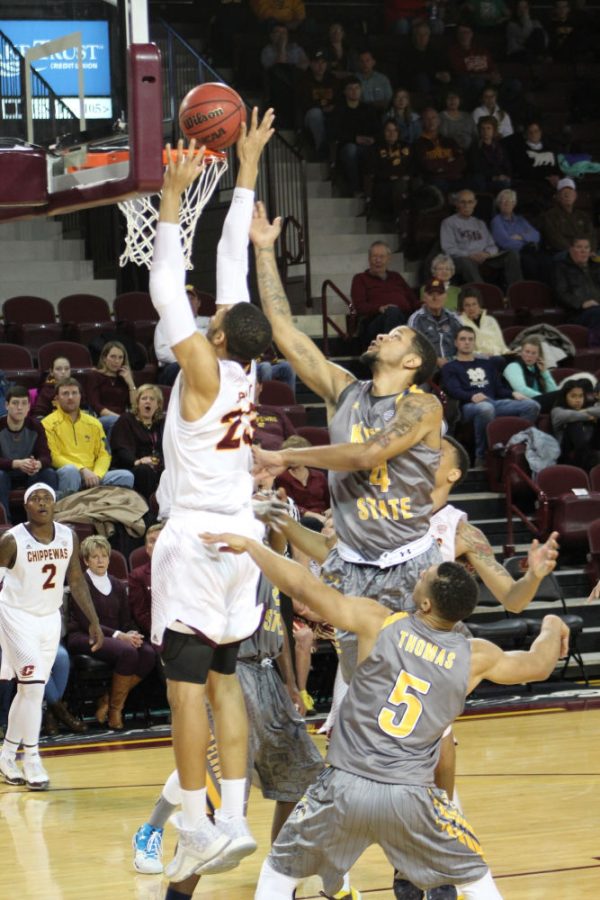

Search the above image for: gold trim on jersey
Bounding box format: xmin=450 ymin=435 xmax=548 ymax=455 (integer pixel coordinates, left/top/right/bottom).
xmin=429 ymin=790 xmax=487 ymax=861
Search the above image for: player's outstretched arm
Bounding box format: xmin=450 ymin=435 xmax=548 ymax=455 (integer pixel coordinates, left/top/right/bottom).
xmin=587 ymin=579 xmax=600 ymax=603
xmin=253 ymin=390 xmax=442 ymax=473
xmin=250 ymin=201 xmax=355 ymax=414
xmin=468 ymin=614 xmax=569 ymax=693
xmin=201 ymin=532 xmax=387 ymax=646
xmin=0 ymin=533 xmax=17 ymax=570
xmin=458 ymin=523 xmax=559 ymax=614
xmin=66 ymin=537 xmax=103 ymax=651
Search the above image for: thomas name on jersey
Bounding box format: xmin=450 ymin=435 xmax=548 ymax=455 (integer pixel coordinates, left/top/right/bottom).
xmin=387 ymin=615 xmax=457 ymax=670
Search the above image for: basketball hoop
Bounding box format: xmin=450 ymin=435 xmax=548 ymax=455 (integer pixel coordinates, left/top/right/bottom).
xmin=118 ymin=148 xmax=228 ymax=270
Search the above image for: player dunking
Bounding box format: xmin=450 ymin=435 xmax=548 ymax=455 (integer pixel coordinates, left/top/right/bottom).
xmin=251 ymin=203 xmax=442 ymax=680
xmin=0 ymin=484 xmax=103 ymax=790
xmin=149 ymin=109 xmax=275 ymax=881
xmin=202 ymin=531 xmax=569 ymax=900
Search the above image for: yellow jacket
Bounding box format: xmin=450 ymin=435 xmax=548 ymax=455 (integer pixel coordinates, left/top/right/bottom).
xmin=42 ymin=407 xmax=111 ymax=478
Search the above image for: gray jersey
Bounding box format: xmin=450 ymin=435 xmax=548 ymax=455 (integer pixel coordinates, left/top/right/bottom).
xmin=328 ymin=382 xmax=438 ymax=560
xmin=238 ymin=575 xmax=283 ymax=662
xmin=328 ymin=612 xmax=470 ymax=785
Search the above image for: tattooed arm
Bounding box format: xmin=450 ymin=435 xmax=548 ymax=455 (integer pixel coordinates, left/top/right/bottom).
xmin=456 ymin=522 xmax=559 ymax=614
xmin=253 ymin=391 xmax=442 ymax=472
xmin=250 ymin=201 xmax=355 ymax=414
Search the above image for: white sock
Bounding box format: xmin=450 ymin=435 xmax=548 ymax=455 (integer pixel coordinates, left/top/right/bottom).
xmin=452 ymin=787 xmax=462 ymax=810
xmin=219 ymin=777 xmax=246 ymax=818
xmin=162 ymin=769 xmax=182 ymax=806
xmin=255 ymin=857 xmax=298 ymax=900
xmin=180 ymin=787 xmax=207 ymax=831
xmin=5 ymin=682 xmax=44 ymax=749
xmin=460 ymin=870 xmax=503 ymax=899
xmin=23 ymin=744 xmax=40 ymax=760
xmin=1 ymin=738 xmax=19 ymax=760
xmin=341 ymin=871 xmax=351 ymax=890
xmin=318 ymin=664 xmax=348 ymax=734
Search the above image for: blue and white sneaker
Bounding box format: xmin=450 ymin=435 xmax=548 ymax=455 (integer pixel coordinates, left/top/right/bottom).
xmin=133 ymin=823 xmax=164 ymax=874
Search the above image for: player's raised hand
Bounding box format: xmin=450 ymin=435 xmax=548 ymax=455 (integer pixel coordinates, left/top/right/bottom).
xmin=528 ymin=531 xmax=559 ymax=579
xmin=252 ymin=495 xmax=290 ymax=529
xmin=237 ymin=107 xmax=275 ymax=166
xmin=162 ymin=138 xmax=206 ymax=196
xmin=252 ymin=443 xmax=286 ymax=476
xmin=89 ymin=622 xmax=104 ymax=652
xmin=200 ymin=532 xmax=248 ymax=554
xmin=587 ymin=579 xmax=600 ymax=603
xmin=250 ymin=201 xmax=282 ymax=249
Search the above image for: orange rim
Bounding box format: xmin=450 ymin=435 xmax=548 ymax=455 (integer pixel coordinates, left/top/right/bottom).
xmin=162 ymin=147 xmax=227 ymax=164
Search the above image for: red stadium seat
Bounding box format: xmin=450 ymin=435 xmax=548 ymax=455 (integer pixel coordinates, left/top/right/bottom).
xmin=506 ymin=281 xmax=566 ymax=325
xmin=485 ymin=416 xmax=531 ymax=491
xmin=557 ymin=324 xmax=589 ymax=349
xmin=108 ymin=549 xmax=128 ymax=581
xmin=129 ymin=546 xmax=149 ymax=570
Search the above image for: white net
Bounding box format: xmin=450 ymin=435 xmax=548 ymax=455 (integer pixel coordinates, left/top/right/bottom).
xmin=118 ymin=150 xmax=228 ymax=270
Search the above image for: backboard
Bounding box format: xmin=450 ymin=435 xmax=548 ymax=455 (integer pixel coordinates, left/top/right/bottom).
xmin=0 ymin=0 xmax=164 ymax=221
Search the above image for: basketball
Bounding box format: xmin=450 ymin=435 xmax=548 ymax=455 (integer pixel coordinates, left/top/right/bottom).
xmin=178 ymin=83 xmax=246 ymax=151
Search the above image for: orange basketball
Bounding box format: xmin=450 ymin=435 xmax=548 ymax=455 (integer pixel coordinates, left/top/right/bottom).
xmin=178 ymin=83 xmax=246 ymax=151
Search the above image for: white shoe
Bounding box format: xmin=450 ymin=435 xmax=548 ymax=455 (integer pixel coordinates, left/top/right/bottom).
xmin=0 ymin=754 xmax=24 ymax=786
xmin=23 ymin=755 xmax=49 ymax=791
xmin=132 ymin=824 xmax=164 ymax=874
xmin=200 ymin=812 xmax=258 ymax=874
xmin=164 ymin=812 xmax=230 ymax=882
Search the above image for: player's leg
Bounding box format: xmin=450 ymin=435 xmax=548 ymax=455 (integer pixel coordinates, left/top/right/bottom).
xmin=133 ymin=768 xmax=181 ymax=874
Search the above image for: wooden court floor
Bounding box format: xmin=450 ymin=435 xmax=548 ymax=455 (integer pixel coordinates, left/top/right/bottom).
xmin=1 ymin=708 xmax=599 ymax=899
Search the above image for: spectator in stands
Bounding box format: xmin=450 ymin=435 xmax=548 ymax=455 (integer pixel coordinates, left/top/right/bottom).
xmin=447 ymin=23 xmax=506 ymax=108
xmin=491 ymin=188 xmax=551 ymax=282
xmin=472 ymin=85 xmax=513 ymax=138
xmin=67 ymin=535 xmax=156 ymax=730
xmin=86 ymin=341 xmax=137 ymax=439
xmin=506 ymin=0 xmax=547 ymax=60
xmin=458 ymin=284 xmax=509 ymax=354
xmin=32 ymin=356 xmax=73 ymax=419
xmin=260 ymin=23 xmax=309 ymax=128
xmin=154 ymin=284 xmax=209 ymax=386
xmin=43 ymin=378 xmax=134 ymax=499
xmin=322 ymin=22 xmax=359 ymax=81
xmin=440 ymin=189 xmax=523 ymax=286
xmin=256 ymin=344 xmax=296 ymax=396
xmin=550 ymin=378 xmax=600 ymax=469
xmin=350 ymin=241 xmax=419 ymax=348
xmin=503 ymin=120 xmax=560 ymax=190
xmin=385 ymin=0 xmax=443 ymax=35
xmin=555 ymin=236 xmax=600 ymax=331
xmin=547 ymin=0 xmax=587 ymax=61
xmin=251 ymin=0 xmax=306 ymax=29
xmin=441 ymin=325 xmax=539 ymax=465
xmin=355 ymin=50 xmax=393 ymax=112
xmin=254 ymin=382 xmax=298 ymax=450
xmin=109 ymin=384 xmax=165 ymax=502
xmin=128 ymin=523 xmax=164 ymax=640
xmin=296 ymin=49 xmax=339 ymax=159
xmin=364 ymin=121 xmax=413 ymax=240
xmin=42 ymin=644 xmax=87 ymax=737
xmin=540 ymin=178 xmax=597 ymax=257
xmin=460 ymin=0 xmax=510 ymax=30
xmin=421 ymin=254 xmax=461 ymax=310
xmin=397 ymin=21 xmax=451 ymax=93
xmin=503 ymin=337 xmax=560 ymax=412
xmin=468 ymin=115 xmax=512 ymax=193
xmin=408 ymin=278 xmax=463 ymax=368
xmin=331 ymin=78 xmax=380 ymax=196
xmin=382 ymin=87 xmax=422 ymax=144
xmin=413 ymin=107 xmax=468 ymax=194
xmin=439 ymin=90 xmax=478 ymax=151
xmin=0 ymin=386 xmax=58 ymax=522
xmin=275 ymin=435 xmax=330 ymax=519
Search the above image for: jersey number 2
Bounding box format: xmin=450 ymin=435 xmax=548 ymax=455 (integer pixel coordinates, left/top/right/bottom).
xmin=378 ymin=669 xmax=431 ymax=739
xmin=41 ymin=564 xmax=57 ymax=590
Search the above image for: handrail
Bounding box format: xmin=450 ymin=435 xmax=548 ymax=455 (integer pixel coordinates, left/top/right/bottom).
xmin=504 ymin=458 xmax=549 ymax=556
xmin=320 ymin=279 xmax=356 ymax=356
xmin=280 ymin=214 xmax=305 ymax=284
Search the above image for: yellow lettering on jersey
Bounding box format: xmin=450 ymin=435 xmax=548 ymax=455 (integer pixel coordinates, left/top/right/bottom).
xmin=400 ymin=497 xmax=412 ymax=519
xmin=413 ymin=638 xmax=426 ymax=657
xmin=366 ymin=497 xmax=379 ymax=518
xmin=357 ymin=497 xmax=369 ymax=520
xmin=422 ymin=642 xmax=438 ymax=663
xmin=369 ymin=462 xmax=390 ymax=494
xmin=378 ymin=669 xmax=431 ymax=739
xmin=397 ymin=629 xmax=409 ymax=649
xmin=355 ymin=497 xmax=413 ymax=520
xmin=262 ymin=608 xmax=283 ymax=635
xmin=405 ymin=634 xmax=418 ymax=653
xmin=435 ymin=648 xmax=447 ymax=667
xmin=398 ymin=630 xmax=457 ymax=671
xmin=444 ymin=652 xmax=456 ymax=670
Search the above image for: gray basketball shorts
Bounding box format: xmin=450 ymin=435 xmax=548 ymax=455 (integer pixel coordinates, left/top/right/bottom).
xmin=321 ymin=542 xmax=443 ymax=681
xmin=268 ymin=767 xmax=489 ymax=896
xmin=237 ymin=659 xmax=324 ymax=802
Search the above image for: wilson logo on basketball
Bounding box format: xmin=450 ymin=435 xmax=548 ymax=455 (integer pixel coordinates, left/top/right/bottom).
xmin=20 ymin=665 xmax=35 ymax=678
xmin=182 ymin=107 xmax=225 ymax=129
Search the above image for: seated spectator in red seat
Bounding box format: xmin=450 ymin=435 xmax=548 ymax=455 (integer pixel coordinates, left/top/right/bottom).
xmin=540 ymin=178 xmax=597 ymax=258
xmin=33 ymin=356 xmax=76 ymax=419
xmin=447 ymin=23 xmax=515 ymax=108
xmin=491 ymin=188 xmax=551 ymax=283
xmin=128 ymin=523 xmax=164 ymax=639
xmin=506 ymin=0 xmax=547 ymax=60
xmin=550 ymin=378 xmax=600 ymax=469
xmin=254 ymin=382 xmax=298 ymax=450
xmin=323 ymin=22 xmax=359 ymax=81
xmin=67 ymin=535 xmax=156 ymax=730
xmin=0 ymin=386 xmax=58 ymax=522
xmin=439 ymin=89 xmax=477 ymax=151
xmin=555 ymin=237 xmax=600 ymax=333
xmin=87 ymin=341 xmax=137 ymax=440
xmin=458 ymin=285 xmax=508 ymax=355
xmin=350 ymin=241 xmax=419 ymax=349
xmin=109 ymin=384 xmax=165 ymax=501
xmin=440 ymin=189 xmax=522 ymax=287
xmin=330 ymin=78 xmax=380 ymax=197
xmin=421 ymin=254 xmax=461 ymax=310
xmin=397 ymin=21 xmax=451 ymax=93
xmin=355 ymin=50 xmax=393 ymax=113
xmin=256 ymin=344 xmax=296 ymax=397
xmin=468 ymin=115 xmax=512 ymax=194
xmin=503 ymin=120 xmax=560 ymax=192
xmin=408 ymin=278 xmax=463 ymax=368
xmin=275 ymin=435 xmax=330 ymax=519
xmin=364 ymin=122 xmax=413 ymax=241
xmin=413 ymin=107 xmax=468 ymax=195
xmin=472 ymin=86 xmax=513 ymax=138
xmin=296 ymin=50 xmax=339 ymax=159
xmin=503 ymin=337 xmax=560 ymax=412
xmin=382 ymin=87 xmax=422 ymax=145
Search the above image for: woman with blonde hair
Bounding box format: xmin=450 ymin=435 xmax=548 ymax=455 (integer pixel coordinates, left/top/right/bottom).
xmin=86 ymin=340 xmax=137 ymax=438
xmin=67 ymin=535 xmax=155 ymax=730
xmin=110 ymin=384 xmax=165 ymax=500
xmin=503 ymin=336 xmax=559 ymax=412
xmin=420 ymin=254 xmax=460 ymax=310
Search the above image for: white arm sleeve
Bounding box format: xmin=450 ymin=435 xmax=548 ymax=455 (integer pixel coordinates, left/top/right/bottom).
xmin=149 ymin=223 xmax=197 ymax=348
xmin=216 ymin=186 xmax=254 ymax=306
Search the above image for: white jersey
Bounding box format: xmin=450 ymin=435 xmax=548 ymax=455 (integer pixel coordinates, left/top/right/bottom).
xmin=430 ymin=504 xmax=467 ymax=563
xmin=157 ymin=360 xmax=255 ymax=518
xmin=0 ymin=522 xmax=73 ymax=616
